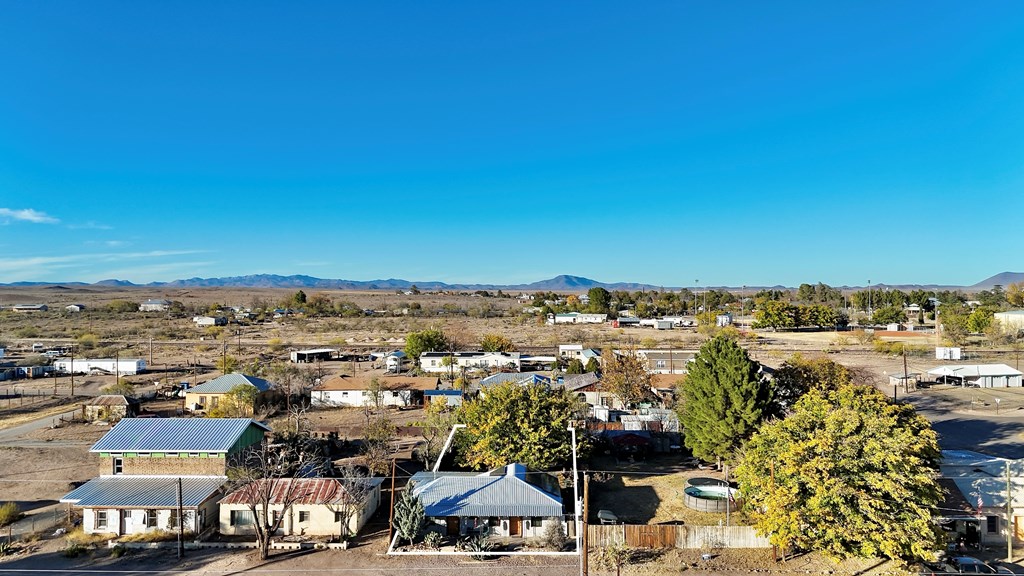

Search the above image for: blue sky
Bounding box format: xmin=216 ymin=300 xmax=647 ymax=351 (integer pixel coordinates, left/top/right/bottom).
xmin=2 ymin=2 xmax=1023 ymax=287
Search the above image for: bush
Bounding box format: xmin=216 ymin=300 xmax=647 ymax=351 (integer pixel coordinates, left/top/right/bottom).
xmin=110 ymin=544 xmax=128 ymax=558
xmin=63 ymin=541 xmax=86 ymax=558
xmin=541 ymin=521 xmax=568 ymax=551
xmin=0 ymin=502 xmax=23 ymax=527
xmin=76 ymin=333 xmax=100 ymax=350
xmin=0 ymin=539 xmax=12 ymax=557
xmin=423 ymin=531 xmax=442 ymax=550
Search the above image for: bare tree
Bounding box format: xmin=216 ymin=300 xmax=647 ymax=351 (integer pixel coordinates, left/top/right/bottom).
xmin=327 ymin=464 xmax=374 ymax=542
xmin=227 ymin=434 xmax=329 ymax=560
xmin=414 ymin=400 xmax=455 ymax=470
xmin=601 ymin=346 xmax=653 ymax=410
xmin=361 ymin=415 xmax=396 ymax=476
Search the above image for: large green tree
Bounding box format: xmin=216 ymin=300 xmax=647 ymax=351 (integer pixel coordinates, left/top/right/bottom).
xmin=480 ymin=333 xmax=516 ymax=352
xmin=587 ymin=287 xmax=611 ymax=314
xmin=404 ymin=328 xmax=450 ymax=362
xmin=770 ymin=354 xmax=853 ymax=416
xmin=735 ymin=384 xmax=943 ymax=562
xmin=457 ymin=382 xmax=576 ymax=470
xmin=752 ymin=300 xmax=797 ymax=330
xmin=678 ymin=336 xmax=772 ymax=463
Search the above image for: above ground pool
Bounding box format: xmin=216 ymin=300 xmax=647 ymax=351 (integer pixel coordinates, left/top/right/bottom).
xmin=683 ymin=477 xmax=740 ymax=513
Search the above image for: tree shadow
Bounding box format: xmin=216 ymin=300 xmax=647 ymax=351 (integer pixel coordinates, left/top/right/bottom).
xmin=586 ymin=473 xmax=661 ymax=524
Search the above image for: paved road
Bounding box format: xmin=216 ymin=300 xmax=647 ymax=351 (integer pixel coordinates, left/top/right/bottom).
xmin=0 ymin=407 xmax=82 ymax=447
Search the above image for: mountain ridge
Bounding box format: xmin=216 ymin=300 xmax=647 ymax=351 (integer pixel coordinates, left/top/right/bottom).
xmin=1 ymin=272 xmax=1019 ymax=291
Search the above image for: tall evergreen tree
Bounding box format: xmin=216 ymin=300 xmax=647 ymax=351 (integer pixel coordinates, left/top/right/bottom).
xmin=393 ymin=488 xmax=426 ymax=545
xmin=678 ymin=336 xmax=771 ymax=463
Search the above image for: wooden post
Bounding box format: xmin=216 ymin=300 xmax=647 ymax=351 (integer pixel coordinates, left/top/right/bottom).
xmin=582 ymin=473 xmax=589 ymax=576
xmin=1007 ymin=460 xmax=1014 ymax=563
xmin=388 ymin=459 xmax=397 ymax=545
xmin=177 ymin=477 xmax=184 ymax=559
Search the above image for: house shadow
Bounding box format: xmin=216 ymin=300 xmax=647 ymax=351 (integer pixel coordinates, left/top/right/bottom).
xmin=586 ymin=472 xmax=661 ymax=524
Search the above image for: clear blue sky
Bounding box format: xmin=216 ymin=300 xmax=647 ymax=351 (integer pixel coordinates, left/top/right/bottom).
xmin=2 ymin=2 xmax=1023 ymax=287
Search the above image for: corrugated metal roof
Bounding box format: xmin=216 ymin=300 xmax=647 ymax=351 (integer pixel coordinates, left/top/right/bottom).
xmin=188 ymin=373 xmax=273 ymax=394
xmin=315 ymin=374 xmax=439 ymax=392
xmin=91 ymin=418 xmax=269 ymax=453
xmin=60 ymin=476 xmax=226 ymax=508
xmin=558 ymin=373 xmax=599 ymax=391
xmin=410 ymin=466 xmax=563 ymax=518
xmin=220 ymin=477 xmax=384 ymax=505
xmin=88 ymin=395 xmax=132 ymax=406
xmin=928 ymin=364 xmax=1023 ymax=377
xmin=479 ymin=373 xmax=551 ymax=388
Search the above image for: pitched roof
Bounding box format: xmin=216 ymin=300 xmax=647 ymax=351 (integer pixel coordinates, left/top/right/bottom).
xmin=928 ymin=364 xmax=1023 ymax=378
xmin=87 ymin=395 xmax=133 ymax=407
xmin=91 ymin=418 xmax=270 ymax=453
xmin=558 ymin=373 xmax=600 ymax=391
xmin=650 ymin=374 xmax=685 ymax=389
xmin=315 ymin=374 xmax=439 ymax=392
xmin=60 ymin=475 xmax=226 ymax=508
xmin=188 ymin=373 xmax=274 ymax=394
xmin=219 ymin=477 xmax=384 ymax=506
xmin=479 ymin=373 xmax=551 ymax=388
xmin=410 ymin=464 xmax=563 ymax=518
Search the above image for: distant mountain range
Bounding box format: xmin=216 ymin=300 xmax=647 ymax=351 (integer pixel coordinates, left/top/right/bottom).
xmin=4 ymin=272 xmax=1022 ymax=291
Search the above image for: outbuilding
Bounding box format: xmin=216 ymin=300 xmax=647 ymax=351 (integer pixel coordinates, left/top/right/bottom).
xmin=928 ymin=364 xmax=1023 ymax=388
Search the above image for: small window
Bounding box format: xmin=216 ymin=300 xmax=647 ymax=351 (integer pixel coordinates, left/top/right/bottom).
xmin=112 ymin=457 xmax=123 ymax=475
xmin=199 ymin=396 xmax=207 ymax=405
xmin=211 ymin=396 xmax=219 ymax=407
xmin=272 ymin=510 xmax=280 ymax=525
xmin=95 ymin=511 xmax=107 ymax=530
xmin=988 ymin=515 xmax=999 ymax=533
xmin=488 ymin=517 xmax=500 ymax=527
xmin=230 ymin=510 xmax=254 ymax=526
xmin=335 ymin=511 xmax=343 ymax=523
xmin=656 ymin=360 xmax=666 ymax=368
xmin=299 ymin=511 xmax=310 ymax=523
xmin=145 ymin=510 xmax=158 ymax=528
xmin=531 ymin=517 xmax=543 ymax=528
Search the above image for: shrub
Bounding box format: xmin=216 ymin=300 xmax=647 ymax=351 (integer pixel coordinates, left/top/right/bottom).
xmin=0 ymin=539 xmax=12 ymax=557
xmin=423 ymin=531 xmax=442 ymax=550
xmin=76 ymin=333 xmax=100 ymax=350
xmin=541 ymin=521 xmax=568 ymax=551
xmin=63 ymin=541 xmax=86 ymax=558
xmin=0 ymin=502 xmax=23 ymax=527
xmin=268 ymin=338 xmax=284 ymax=352
xmin=110 ymin=544 xmax=127 ymax=558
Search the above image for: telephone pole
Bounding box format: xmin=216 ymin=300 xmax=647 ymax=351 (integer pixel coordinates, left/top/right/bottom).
xmin=177 ymin=477 xmax=184 ymax=559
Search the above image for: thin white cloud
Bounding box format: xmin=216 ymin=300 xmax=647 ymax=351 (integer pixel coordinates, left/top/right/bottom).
xmin=67 ymin=221 xmax=113 ymax=230
xmin=0 ymin=250 xmax=211 ymax=283
xmin=0 ymin=208 xmax=59 ymax=224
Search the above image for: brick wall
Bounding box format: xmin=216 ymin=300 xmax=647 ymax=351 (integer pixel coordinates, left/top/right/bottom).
xmin=99 ymin=455 xmax=227 ymax=476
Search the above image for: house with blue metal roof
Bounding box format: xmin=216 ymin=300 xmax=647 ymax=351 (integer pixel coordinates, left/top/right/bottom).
xmin=409 ymin=463 xmax=565 ymax=539
xmin=478 ymin=372 xmax=551 ymax=389
xmin=184 ymin=373 xmax=276 ymax=414
xmin=61 ymin=417 xmax=270 ymax=536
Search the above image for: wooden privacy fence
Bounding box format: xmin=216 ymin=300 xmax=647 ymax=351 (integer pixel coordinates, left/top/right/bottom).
xmin=588 ymin=524 xmax=771 ymax=549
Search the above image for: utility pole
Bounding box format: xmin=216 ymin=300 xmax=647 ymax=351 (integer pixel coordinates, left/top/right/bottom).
xmin=177 ymin=477 xmax=184 ymax=559
xmin=1007 ymin=460 xmax=1014 ymax=563
xmin=388 ymin=459 xmax=397 ymax=546
xmin=903 ymin=344 xmax=909 ymax=393
xmin=582 ymin=474 xmax=590 ymax=576
xmin=149 ymin=337 xmax=154 ymax=368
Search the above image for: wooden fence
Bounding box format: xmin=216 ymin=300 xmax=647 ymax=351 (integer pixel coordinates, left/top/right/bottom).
xmin=588 ymin=524 xmax=771 ymax=549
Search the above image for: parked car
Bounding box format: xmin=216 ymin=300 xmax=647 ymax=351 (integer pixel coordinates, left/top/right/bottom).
xmin=945 ymin=556 xmax=998 ymax=574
